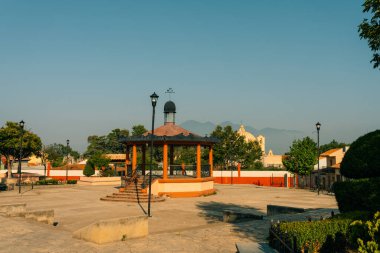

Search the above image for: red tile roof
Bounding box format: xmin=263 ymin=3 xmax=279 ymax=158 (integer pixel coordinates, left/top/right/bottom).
xmin=144 ymin=124 xmax=198 ymax=137
xmin=321 ymin=148 xmax=341 ymax=157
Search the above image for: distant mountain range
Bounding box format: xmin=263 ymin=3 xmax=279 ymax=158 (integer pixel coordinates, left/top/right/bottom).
xmin=180 ymin=120 xmax=306 ymax=154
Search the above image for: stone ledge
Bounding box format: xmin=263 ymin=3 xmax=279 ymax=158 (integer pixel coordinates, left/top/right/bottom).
xmin=24 ymin=209 xmax=54 ymax=224
xmin=73 ymin=215 xmax=148 ymax=244
xmin=223 ymin=210 xmax=263 ymax=223
xmin=236 ymin=242 xmax=277 ymax=253
xmin=0 ymin=203 xmax=27 ymax=214
xmin=6 ymin=209 xmax=55 ymax=224
xmin=78 ymin=176 xmax=121 ymax=186
xmin=267 ymin=204 xmax=305 ymax=216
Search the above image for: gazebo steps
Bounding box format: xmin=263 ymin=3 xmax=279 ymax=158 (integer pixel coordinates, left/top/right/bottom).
xmin=118 ymin=189 xmax=144 ymax=193
xmin=110 ymin=193 xmax=146 ymax=198
xmin=100 ymin=176 xmax=165 ymax=203
xmin=100 ymin=195 xmax=165 ymax=203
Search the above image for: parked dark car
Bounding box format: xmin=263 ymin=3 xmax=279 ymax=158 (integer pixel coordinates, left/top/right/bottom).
xmin=0 ymin=183 xmax=7 ymax=191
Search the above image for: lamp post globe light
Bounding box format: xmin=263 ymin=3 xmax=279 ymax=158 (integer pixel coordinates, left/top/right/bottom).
xmin=316 ymin=122 xmax=321 ymax=195
xmin=148 ymin=92 xmax=159 ymax=217
xmin=66 ymin=139 xmax=70 ymax=182
xmin=18 ymin=120 xmax=25 ymax=194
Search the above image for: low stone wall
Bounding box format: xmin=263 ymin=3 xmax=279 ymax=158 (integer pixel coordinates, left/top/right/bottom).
xmin=73 ymin=216 xmax=148 ymax=244
xmin=223 ymin=210 xmax=263 ymax=223
xmin=0 ymin=203 xmax=27 ymax=214
xmin=151 ymin=178 xmax=215 ymax=197
xmin=0 ymin=203 xmax=54 ymax=224
xmin=267 ymin=205 xmax=305 ymax=216
xmin=78 ymin=176 xmax=121 ymax=186
xmin=24 ymin=209 xmax=54 ymax=224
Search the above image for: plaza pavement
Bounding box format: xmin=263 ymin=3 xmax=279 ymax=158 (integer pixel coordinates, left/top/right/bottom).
xmin=0 ymin=184 xmax=338 ymax=253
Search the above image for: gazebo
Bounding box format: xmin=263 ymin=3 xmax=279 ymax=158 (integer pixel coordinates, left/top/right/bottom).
xmin=121 ymin=100 xmax=218 ymax=197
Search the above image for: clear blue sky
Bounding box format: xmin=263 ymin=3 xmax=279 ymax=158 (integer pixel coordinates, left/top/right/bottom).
xmin=1 ymin=0 xmax=379 ymax=152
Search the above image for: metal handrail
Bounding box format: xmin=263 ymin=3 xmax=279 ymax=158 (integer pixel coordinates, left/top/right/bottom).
xmin=125 ymin=169 xmax=139 ymax=187
xmin=269 ymin=228 xmax=295 ymax=253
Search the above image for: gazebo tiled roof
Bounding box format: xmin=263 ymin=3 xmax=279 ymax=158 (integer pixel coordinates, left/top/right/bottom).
xmin=120 ymin=123 xmax=218 ymax=145
xmin=144 ymin=124 xmax=198 ymax=137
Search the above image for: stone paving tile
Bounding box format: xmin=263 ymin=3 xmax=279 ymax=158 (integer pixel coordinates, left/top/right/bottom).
xmin=0 ymin=184 xmax=338 ymax=252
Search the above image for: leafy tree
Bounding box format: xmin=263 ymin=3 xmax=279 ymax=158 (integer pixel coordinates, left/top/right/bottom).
xmin=132 ymin=125 xmax=147 ymax=136
xmin=36 ymin=145 xmax=48 ymax=177
xmin=340 ymin=130 xmax=380 ymax=179
xmin=358 ymin=0 xmax=380 ymax=69
xmin=210 ymin=125 xmax=262 ymax=169
xmin=0 ymin=121 xmax=42 ymax=178
xmin=44 ymin=143 xmax=80 ymax=167
xmin=176 ymin=147 xmax=196 ymax=164
xmin=240 ymin=140 xmax=263 ymax=169
xmin=87 ymin=152 xmax=111 ymax=170
xmin=283 ymin=137 xmax=318 ymax=178
xmin=84 ymin=128 xmax=129 ymax=157
xmin=320 ymin=139 xmax=349 ymax=154
xmin=84 ymin=135 xmax=107 ymax=157
xmin=105 ymin=128 xmax=130 ymax=153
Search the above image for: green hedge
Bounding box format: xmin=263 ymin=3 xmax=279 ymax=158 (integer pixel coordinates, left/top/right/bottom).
xmin=334 ymin=178 xmax=380 ymax=214
xmin=270 ymin=219 xmax=352 ymax=252
xmin=340 ymin=130 xmax=380 ymax=179
xmin=67 ymin=180 xmax=77 ymax=184
xmin=35 ymin=179 xmax=59 ymax=185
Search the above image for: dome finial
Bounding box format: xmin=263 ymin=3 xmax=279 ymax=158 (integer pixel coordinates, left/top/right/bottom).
xmin=165 ymin=88 xmax=175 ymax=100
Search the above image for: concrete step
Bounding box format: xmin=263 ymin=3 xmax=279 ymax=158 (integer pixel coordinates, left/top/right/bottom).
xmin=109 ymin=194 xmax=149 ymax=199
xmin=236 ymin=242 xmax=277 ymax=253
xmin=107 ymin=194 xmax=153 ymax=199
xmin=114 ymin=191 xmax=144 ymax=195
xmin=100 ymin=197 xmax=165 ymax=203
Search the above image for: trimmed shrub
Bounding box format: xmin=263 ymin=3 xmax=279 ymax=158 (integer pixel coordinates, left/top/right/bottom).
xmin=334 ymin=178 xmax=380 ymax=214
xmin=340 ymin=130 xmax=380 ymax=179
xmin=67 ymin=180 xmax=77 ymax=184
xmin=270 ymin=218 xmax=352 ymax=253
xmin=99 ymin=167 xmax=114 ymax=177
xmin=83 ymin=163 xmax=95 ymax=177
xmin=35 ymin=179 xmax=59 ymax=185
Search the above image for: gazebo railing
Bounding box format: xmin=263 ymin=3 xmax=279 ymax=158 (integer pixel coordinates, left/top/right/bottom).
xmin=123 ymin=163 xmax=212 ymax=179
xmin=168 ymin=165 xmax=195 ymax=177
xmin=201 ymin=165 xmax=211 ymax=177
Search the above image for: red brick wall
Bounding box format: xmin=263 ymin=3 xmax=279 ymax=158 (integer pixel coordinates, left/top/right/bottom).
xmin=213 ymin=176 xmax=294 ymax=187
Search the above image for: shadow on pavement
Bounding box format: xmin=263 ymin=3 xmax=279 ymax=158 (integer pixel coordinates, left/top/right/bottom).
xmin=196 ymin=201 xmax=268 ymax=241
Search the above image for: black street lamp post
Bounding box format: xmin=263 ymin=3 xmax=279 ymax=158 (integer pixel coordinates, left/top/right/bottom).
xmin=229 ymin=139 xmax=234 ymax=185
xmin=18 ymin=120 xmax=25 ymax=194
xmin=148 ymin=92 xmax=158 ymax=217
xmin=316 ymin=122 xmax=321 ymax=195
xmin=66 ymin=139 xmax=70 ymax=182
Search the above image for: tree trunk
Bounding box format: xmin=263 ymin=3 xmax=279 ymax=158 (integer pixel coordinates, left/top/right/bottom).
xmin=7 ymin=156 xmax=12 ymax=179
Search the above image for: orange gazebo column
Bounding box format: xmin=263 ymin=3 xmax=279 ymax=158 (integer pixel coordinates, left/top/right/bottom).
xmin=132 ymin=144 xmax=137 ymax=173
xmin=169 ymin=145 xmax=174 ymax=175
xmin=125 ymin=146 xmax=130 ymax=175
xmin=142 ymin=145 xmax=146 ymax=175
xmin=163 ymin=143 xmax=168 ymax=179
xmin=209 ymin=146 xmax=213 ymax=177
xmin=196 ymin=144 xmax=201 ymax=178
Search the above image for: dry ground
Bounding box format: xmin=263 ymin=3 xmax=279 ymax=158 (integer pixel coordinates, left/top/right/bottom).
xmin=0 ymin=184 xmax=338 ymax=253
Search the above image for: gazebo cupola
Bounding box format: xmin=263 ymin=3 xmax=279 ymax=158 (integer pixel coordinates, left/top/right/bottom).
xmin=164 ymin=100 xmax=176 ymax=125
